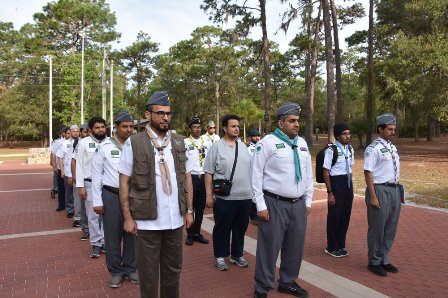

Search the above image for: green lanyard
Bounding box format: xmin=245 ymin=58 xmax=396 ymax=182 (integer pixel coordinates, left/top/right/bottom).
xmin=189 ymin=136 xmax=205 ymax=166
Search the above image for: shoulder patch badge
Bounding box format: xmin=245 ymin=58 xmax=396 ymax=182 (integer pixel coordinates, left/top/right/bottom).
xmin=275 ymin=143 xmax=285 ymax=149
xmin=111 ymin=150 xmax=119 ymax=157
xmin=188 ymin=144 xmax=194 ymax=150
xmin=380 ymin=148 xmax=388 ymax=153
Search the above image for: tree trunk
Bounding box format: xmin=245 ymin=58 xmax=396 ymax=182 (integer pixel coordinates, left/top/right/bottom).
xmin=321 ymin=0 xmax=336 ymax=142
xmin=136 ymin=70 xmax=141 ymax=132
xmin=427 ymin=116 xmax=435 ymax=141
xmin=260 ymin=0 xmax=272 ymax=135
xmin=413 ymin=121 xmax=419 ymax=142
xmin=366 ymin=0 xmax=375 ymax=145
xmin=305 ymin=2 xmax=322 ymax=148
xmin=330 ymin=0 xmax=343 ymax=123
xmin=214 ymin=81 xmax=220 ymax=135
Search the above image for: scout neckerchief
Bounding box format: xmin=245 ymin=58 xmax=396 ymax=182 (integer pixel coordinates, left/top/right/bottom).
xmin=271 ymin=128 xmax=302 ymax=182
xmin=110 ymin=135 xmax=124 ymax=151
xmin=189 ymin=135 xmax=205 ymax=166
xmin=336 ymin=141 xmax=351 ymax=188
xmin=146 ymin=124 xmax=172 ymax=194
xmin=376 ymin=137 xmax=398 ymax=183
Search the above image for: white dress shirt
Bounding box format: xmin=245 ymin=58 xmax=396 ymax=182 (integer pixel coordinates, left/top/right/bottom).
xmin=184 ymin=136 xmax=210 ymax=175
xmin=91 ymin=138 xmax=122 ymax=207
xmin=201 ymin=133 xmax=220 ymax=145
xmin=247 ymin=142 xmax=257 ymax=157
xmin=56 ymin=138 xmax=74 ymax=177
xmin=323 ymin=142 xmax=354 ymax=176
xmin=251 ymin=134 xmax=314 ymax=211
xmin=119 ymin=130 xmax=183 ymax=231
xmin=364 ymin=137 xmax=400 ymax=184
xmin=51 ymin=138 xmax=64 ymax=170
xmin=76 ymin=136 xmax=103 ymax=188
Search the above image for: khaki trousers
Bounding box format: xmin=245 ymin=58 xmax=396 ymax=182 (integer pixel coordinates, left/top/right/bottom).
xmin=136 ymin=227 xmax=183 ymax=298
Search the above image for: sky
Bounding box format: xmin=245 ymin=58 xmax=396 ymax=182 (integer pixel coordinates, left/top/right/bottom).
xmin=1 ymin=0 xmax=369 ymax=54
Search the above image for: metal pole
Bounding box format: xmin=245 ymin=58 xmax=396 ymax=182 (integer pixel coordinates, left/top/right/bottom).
xmin=49 ymin=56 xmax=53 ymax=146
xmin=102 ymin=47 xmax=107 ymax=119
xmin=110 ymin=61 xmax=114 ymax=137
xmin=80 ymin=31 xmax=86 ymax=124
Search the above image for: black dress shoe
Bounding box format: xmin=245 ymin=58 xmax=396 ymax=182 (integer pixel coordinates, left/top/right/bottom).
xmin=382 ymin=263 xmax=398 ymax=273
xmin=254 ymin=290 xmax=267 ymax=298
xmin=193 ymin=234 xmax=209 ymax=244
xmin=67 ymin=213 xmax=74 ymax=218
xmin=56 ymin=207 xmax=65 ymax=212
xmin=368 ymin=264 xmax=387 ymax=276
xmin=185 ymin=236 xmax=193 ymax=246
xmin=278 ymin=281 xmax=309 ymax=297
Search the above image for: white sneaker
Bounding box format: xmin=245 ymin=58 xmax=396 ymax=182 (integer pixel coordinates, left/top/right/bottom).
xmin=215 ymin=257 xmax=228 ymax=271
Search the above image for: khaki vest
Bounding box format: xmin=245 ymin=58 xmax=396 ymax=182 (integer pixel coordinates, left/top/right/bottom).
xmin=129 ymin=131 xmax=187 ymax=220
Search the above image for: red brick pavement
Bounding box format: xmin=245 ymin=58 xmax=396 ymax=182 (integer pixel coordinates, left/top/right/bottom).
xmin=1 ymin=160 xmax=447 ymax=297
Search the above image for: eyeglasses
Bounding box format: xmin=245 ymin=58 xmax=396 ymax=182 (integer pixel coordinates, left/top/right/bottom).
xmin=151 ymin=111 xmax=173 ymax=117
xmin=208 ymin=127 xmax=216 ymax=129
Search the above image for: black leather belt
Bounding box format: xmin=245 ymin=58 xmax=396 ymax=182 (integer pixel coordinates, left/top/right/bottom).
xmin=191 ymin=174 xmax=204 ymax=179
xmin=84 ymin=178 xmax=92 ymax=182
xmin=375 ymin=183 xmax=399 ymax=188
xmin=103 ymin=185 xmax=119 ymax=195
xmin=263 ymin=190 xmax=301 ymax=203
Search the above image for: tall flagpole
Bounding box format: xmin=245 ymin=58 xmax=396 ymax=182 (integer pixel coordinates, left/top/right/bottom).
xmin=110 ymin=61 xmax=114 ymax=137
xmin=49 ymin=56 xmax=53 ymax=146
xmin=80 ymin=30 xmax=86 ymax=124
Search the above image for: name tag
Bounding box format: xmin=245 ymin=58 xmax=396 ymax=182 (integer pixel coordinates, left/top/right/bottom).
xmin=300 ymin=147 xmax=307 ymax=151
xmin=275 ymin=143 xmax=285 ymax=149
xmin=89 ymin=142 xmax=96 ymax=148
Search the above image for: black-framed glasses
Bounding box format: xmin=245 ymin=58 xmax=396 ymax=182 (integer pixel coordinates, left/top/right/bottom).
xmin=151 ymin=111 xmax=173 ymax=117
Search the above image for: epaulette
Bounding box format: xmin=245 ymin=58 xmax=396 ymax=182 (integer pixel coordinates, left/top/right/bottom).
xmin=367 ymin=140 xmax=379 ymax=148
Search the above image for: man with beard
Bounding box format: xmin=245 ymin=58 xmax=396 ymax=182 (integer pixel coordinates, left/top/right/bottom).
xmin=56 ymin=124 xmax=80 ymax=219
xmin=252 ymin=102 xmax=313 ymax=298
xmin=184 ymin=116 xmax=210 ymax=246
xmin=52 ymin=127 xmax=70 ymax=212
xmin=364 ymin=113 xmax=401 ymax=277
xmin=92 ymin=111 xmax=138 ymax=288
xmin=323 ymin=123 xmax=354 ymax=258
xmin=70 ymin=124 xmax=89 ymax=228
xmin=204 ymin=114 xmax=253 ymax=271
xmin=119 ymin=91 xmax=193 ymax=298
xmin=76 ymin=117 xmax=106 ymax=258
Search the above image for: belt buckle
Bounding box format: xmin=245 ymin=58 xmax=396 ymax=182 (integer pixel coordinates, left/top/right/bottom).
xmin=198 ymin=174 xmax=202 ymax=179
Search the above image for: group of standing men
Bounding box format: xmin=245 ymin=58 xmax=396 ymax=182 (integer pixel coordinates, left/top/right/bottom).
xmin=50 ymin=88 xmax=402 ymax=297
xmin=322 ymin=113 xmax=402 ymax=279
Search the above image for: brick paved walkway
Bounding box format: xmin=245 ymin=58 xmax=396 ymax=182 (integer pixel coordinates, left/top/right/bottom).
xmin=0 ymin=160 xmax=447 ymax=297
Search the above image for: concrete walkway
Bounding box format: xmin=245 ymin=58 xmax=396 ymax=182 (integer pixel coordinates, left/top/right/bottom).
xmin=0 ymin=160 xmax=447 ymax=297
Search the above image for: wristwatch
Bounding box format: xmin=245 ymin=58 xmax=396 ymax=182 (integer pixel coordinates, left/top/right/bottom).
xmin=187 ymin=209 xmax=194 ymax=214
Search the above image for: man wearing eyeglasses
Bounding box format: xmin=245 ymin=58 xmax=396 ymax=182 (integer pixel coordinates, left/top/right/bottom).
xmin=322 ymin=123 xmax=354 ymax=258
xmin=119 ymin=91 xmax=194 ymax=298
xmin=202 ymin=120 xmax=220 ymax=145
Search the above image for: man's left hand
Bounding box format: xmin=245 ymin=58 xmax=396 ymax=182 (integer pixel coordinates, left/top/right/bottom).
xmin=185 ymin=213 xmax=194 ymax=229
xmin=94 ymin=206 xmax=104 ymax=215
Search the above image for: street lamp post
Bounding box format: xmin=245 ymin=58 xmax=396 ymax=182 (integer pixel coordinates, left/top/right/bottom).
xmin=80 ymin=30 xmax=87 ymax=124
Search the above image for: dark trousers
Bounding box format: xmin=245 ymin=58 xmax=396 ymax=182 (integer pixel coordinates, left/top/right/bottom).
xmin=56 ymin=170 xmax=65 ymax=209
xmin=212 ymin=198 xmax=251 ymax=258
xmin=250 ymin=202 xmax=258 ymax=220
xmin=136 ymin=228 xmax=183 ymax=298
xmin=64 ymin=176 xmax=74 ymax=214
xmin=187 ymin=175 xmax=206 ymax=237
xmin=102 ymin=187 xmax=136 ymax=277
xmin=326 ymin=175 xmax=354 ymax=251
